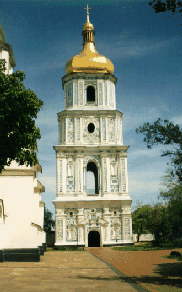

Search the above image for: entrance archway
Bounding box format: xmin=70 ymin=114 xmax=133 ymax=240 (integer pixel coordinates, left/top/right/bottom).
xmin=88 ymin=231 xmax=100 ymax=247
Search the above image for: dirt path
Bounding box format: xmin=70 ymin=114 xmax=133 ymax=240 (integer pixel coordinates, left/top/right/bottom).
xmin=88 ymin=247 xmax=182 ymax=292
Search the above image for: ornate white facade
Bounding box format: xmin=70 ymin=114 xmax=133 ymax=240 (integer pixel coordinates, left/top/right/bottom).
xmin=53 ymin=10 xmax=133 ymax=247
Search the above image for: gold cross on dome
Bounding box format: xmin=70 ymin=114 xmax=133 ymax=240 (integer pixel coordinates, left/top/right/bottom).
xmin=84 ymin=4 xmax=91 ymax=15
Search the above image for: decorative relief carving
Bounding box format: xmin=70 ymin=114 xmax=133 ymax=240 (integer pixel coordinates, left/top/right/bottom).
xmin=84 ymin=80 xmax=97 ymax=86
xmin=63 ymin=120 xmax=66 ymax=142
xmin=109 ymin=82 xmax=114 ymax=108
xmin=124 ymin=217 xmax=130 ymax=240
xmin=117 ymin=118 xmax=119 ymax=142
xmin=64 ymin=209 xmax=78 ymax=241
xmin=109 ymin=208 xmax=122 ymax=215
xmin=65 ymin=208 xmax=77 ymax=215
xmin=76 ymin=118 xmax=80 ymax=140
xmin=102 ymin=118 xmax=106 ymax=141
xmin=110 ymin=218 xmax=122 ymax=240
xmin=66 ymin=83 xmax=73 ymax=108
xmin=56 ymin=209 xmax=65 ymax=215
xmin=74 ymin=83 xmax=78 ymax=105
xmin=104 ymin=83 xmax=107 ymax=106
xmin=110 ymin=159 xmax=119 ymax=192
xmin=104 ymin=158 xmax=107 ymax=192
xmin=67 ymin=118 xmax=74 ymax=143
xmin=108 ymin=118 xmax=115 ymax=142
xmin=78 ymin=81 xmax=84 ymax=105
xmin=120 ymin=119 xmax=122 ymax=143
xmin=121 ymin=159 xmax=126 ymax=192
xmin=122 ymin=204 xmax=131 ymax=214
xmin=84 ymin=208 xmax=103 ymax=226
xmin=66 ymin=160 xmax=75 ymax=192
xmin=60 ymin=159 xmax=63 ymax=192
xmin=83 ymin=117 xmax=100 ymax=143
xmin=98 ymin=82 xmax=103 ymax=105
xmin=84 ymin=155 xmax=100 ymax=167
xmin=78 ymin=158 xmax=81 ymax=192
xmin=59 ymin=120 xmax=62 ymax=144
xmin=57 ymin=219 xmax=63 ymax=241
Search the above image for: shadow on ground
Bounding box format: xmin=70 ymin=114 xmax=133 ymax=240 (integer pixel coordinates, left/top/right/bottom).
xmin=72 ymin=272 xmax=182 ymax=289
xmin=153 ymin=261 xmax=182 ymax=278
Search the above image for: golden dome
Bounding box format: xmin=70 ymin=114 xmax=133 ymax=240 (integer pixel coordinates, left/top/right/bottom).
xmin=83 ymin=20 xmax=94 ymax=31
xmin=65 ymin=6 xmax=114 ymax=75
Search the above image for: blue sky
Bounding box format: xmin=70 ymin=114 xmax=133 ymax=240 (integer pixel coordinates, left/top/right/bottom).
xmin=1 ymin=0 xmax=182 ymax=215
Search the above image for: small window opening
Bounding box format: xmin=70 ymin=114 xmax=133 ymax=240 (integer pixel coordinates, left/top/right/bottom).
xmin=70 ymin=212 xmax=73 ymax=217
xmin=114 ymin=211 xmax=117 ymax=215
xmin=87 ymin=86 xmax=95 ymax=102
xmin=88 ymin=123 xmax=95 ymax=133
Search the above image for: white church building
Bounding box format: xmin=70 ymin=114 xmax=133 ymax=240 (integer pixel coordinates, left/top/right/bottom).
xmin=0 ymin=25 xmax=46 ymax=261
xmin=53 ymin=8 xmax=133 ymax=247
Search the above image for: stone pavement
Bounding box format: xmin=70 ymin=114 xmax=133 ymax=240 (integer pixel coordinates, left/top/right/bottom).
xmin=0 ymin=250 xmax=145 ymax=292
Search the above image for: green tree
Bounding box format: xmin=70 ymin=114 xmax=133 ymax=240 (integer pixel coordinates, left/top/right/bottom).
xmin=166 ymin=197 xmax=182 ymax=245
xmin=136 ymin=118 xmax=182 ymax=182
xmin=0 ymin=60 xmax=43 ymax=172
xmin=147 ymin=203 xmax=169 ymax=245
xmin=132 ymin=204 xmax=152 ymax=242
xmin=149 ymin=0 xmax=182 ymax=14
xmin=44 ymin=207 xmax=55 ymax=233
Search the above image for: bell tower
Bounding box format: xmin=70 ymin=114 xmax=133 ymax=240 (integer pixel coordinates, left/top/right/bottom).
xmin=53 ymin=6 xmax=133 ymax=247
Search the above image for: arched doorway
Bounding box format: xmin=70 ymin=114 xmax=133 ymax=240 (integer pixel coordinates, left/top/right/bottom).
xmin=88 ymin=231 xmax=100 ymax=247
xmin=86 ymin=161 xmax=99 ymax=194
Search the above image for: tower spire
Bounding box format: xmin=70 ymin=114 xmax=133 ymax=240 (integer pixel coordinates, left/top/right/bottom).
xmin=84 ymin=4 xmax=91 ymax=23
xmin=82 ymin=5 xmax=95 ymax=46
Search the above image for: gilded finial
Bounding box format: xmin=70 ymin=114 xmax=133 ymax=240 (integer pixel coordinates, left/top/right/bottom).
xmin=84 ymin=4 xmax=91 ymax=23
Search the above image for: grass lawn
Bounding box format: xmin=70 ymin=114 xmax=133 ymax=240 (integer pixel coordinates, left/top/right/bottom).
xmin=113 ymin=243 xmax=182 ymax=251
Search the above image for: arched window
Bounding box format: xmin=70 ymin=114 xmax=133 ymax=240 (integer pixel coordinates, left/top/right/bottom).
xmin=87 ymin=86 xmax=95 ymax=102
xmin=86 ymin=161 xmax=99 ymax=195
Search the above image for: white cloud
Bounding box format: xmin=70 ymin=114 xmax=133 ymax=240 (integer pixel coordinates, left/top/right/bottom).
xmin=122 ymin=106 xmax=161 ymax=133
xmin=129 ymin=145 xmax=167 ymax=159
xmin=171 ymin=115 xmax=182 ymax=125
xmin=129 ymin=178 xmax=160 ymax=193
xmin=98 ymin=35 xmax=180 ymax=60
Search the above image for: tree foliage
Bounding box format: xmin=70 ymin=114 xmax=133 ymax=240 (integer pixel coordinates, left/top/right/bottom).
xmin=149 ymin=0 xmax=182 ymax=14
xmin=133 ymin=199 xmax=182 ymax=246
xmin=0 ymin=60 xmax=43 ymax=172
xmin=132 ymin=204 xmax=151 ymax=242
xmin=147 ymin=203 xmax=169 ymax=244
xmin=166 ymin=197 xmax=182 ymax=244
xmin=136 ymin=118 xmax=182 ymax=181
xmin=44 ymin=207 xmax=55 ymax=233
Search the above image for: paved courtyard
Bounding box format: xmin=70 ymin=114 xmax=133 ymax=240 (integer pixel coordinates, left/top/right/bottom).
xmin=0 ymin=250 xmax=143 ymax=292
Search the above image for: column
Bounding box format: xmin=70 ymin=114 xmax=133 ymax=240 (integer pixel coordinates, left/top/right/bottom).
xmin=107 ymin=157 xmax=110 ymax=193
xmin=62 ymin=157 xmax=67 ymax=193
xmin=77 ymin=208 xmax=84 ymax=244
xmin=83 ymin=164 xmax=86 ymax=193
xmin=117 ymin=154 xmax=122 ymax=194
xmin=101 ymin=154 xmax=107 ymax=196
xmin=76 ymin=154 xmax=84 ymax=194
xmin=103 ymin=208 xmax=110 ymax=243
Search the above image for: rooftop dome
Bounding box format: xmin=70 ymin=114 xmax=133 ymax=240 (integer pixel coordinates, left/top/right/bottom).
xmin=65 ymin=5 xmax=114 ymax=75
xmin=0 ymin=25 xmax=6 ymax=42
xmin=0 ymin=24 xmax=16 ymax=68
